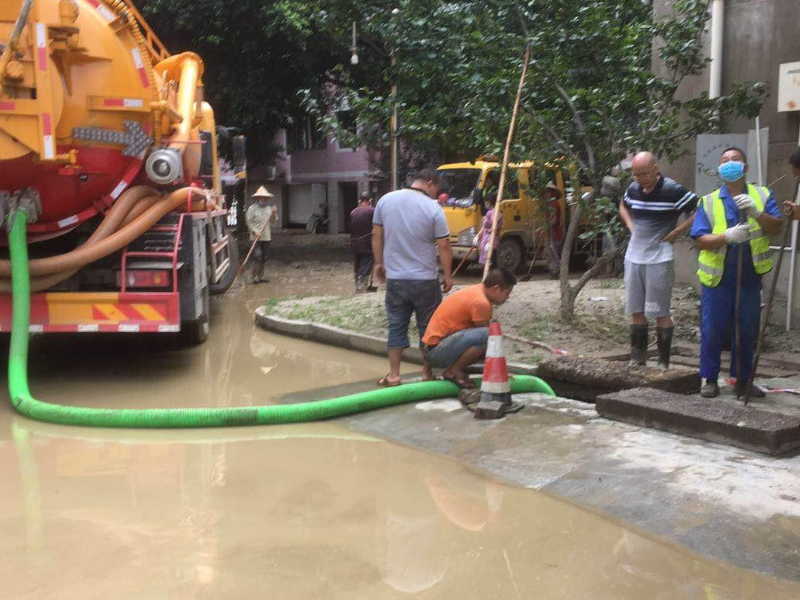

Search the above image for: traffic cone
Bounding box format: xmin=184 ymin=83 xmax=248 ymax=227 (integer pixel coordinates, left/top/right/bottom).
xmin=474 ymin=321 xmax=522 ymax=420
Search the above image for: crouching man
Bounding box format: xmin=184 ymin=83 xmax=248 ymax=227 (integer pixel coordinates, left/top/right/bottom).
xmin=421 ymin=268 xmax=516 ymax=389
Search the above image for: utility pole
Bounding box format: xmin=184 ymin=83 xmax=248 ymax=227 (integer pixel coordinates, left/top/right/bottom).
xmin=390 ymin=52 xmax=398 ymax=190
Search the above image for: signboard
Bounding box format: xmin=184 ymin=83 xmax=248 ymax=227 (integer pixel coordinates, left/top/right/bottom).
xmin=778 ymin=61 xmax=800 ymax=112
xmin=694 ymin=128 xmax=769 ymax=195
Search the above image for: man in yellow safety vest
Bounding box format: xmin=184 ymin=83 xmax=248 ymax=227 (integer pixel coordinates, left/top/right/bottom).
xmin=689 ymin=147 xmax=784 ymax=399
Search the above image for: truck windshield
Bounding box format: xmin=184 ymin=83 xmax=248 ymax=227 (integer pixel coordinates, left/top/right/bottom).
xmin=437 ymin=168 xmax=481 ymax=207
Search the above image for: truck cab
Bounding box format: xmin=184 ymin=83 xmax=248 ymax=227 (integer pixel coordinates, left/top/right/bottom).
xmin=437 ymin=160 xmax=568 ymax=273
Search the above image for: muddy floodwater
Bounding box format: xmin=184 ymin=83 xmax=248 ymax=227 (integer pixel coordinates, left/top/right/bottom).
xmin=1 ymin=285 xmax=799 ymax=598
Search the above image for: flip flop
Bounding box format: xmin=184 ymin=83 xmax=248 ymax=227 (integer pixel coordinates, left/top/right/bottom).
xmin=442 ymin=374 xmax=475 ymax=389
xmin=377 ymin=375 xmax=402 ymax=387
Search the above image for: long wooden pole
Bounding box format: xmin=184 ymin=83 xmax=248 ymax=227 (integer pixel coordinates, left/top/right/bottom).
xmin=482 ymin=44 xmax=531 ymax=281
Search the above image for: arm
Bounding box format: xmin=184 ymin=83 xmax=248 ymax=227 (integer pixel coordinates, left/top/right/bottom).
xmin=270 ymin=206 xmax=278 ymax=224
xmin=619 ymin=200 xmax=634 ymax=233
xmin=694 ymin=233 xmax=728 ymax=251
xmin=371 ymin=224 xmax=385 ymax=283
xmin=436 ymin=237 xmax=453 ymax=292
xmin=663 ymin=212 xmax=695 ymax=243
xmin=754 ymin=211 xmax=783 ymax=235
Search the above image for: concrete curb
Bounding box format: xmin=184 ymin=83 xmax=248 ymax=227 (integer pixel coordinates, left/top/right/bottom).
xmin=254 ymin=308 xmax=537 ymax=374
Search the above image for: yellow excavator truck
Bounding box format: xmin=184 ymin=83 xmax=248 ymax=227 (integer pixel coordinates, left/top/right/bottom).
xmin=437 ymin=159 xmax=574 ymax=273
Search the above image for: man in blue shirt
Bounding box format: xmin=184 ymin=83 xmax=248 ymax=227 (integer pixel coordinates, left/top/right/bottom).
xmin=690 ymin=147 xmax=784 ymax=399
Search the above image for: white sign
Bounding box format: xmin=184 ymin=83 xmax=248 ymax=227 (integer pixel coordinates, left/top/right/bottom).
xmin=694 ymin=128 xmax=769 ymax=195
xmin=778 ymin=61 xmax=800 ymax=113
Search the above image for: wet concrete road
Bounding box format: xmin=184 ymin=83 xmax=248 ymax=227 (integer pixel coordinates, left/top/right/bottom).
xmin=2 ymin=286 xmax=800 ymax=598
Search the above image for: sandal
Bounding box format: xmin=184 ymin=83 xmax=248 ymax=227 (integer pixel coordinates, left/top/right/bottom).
xmin=377 ymin=375 xmax=402 ymax=387
xmin=442 ymin=374 xmax=475 ymax=389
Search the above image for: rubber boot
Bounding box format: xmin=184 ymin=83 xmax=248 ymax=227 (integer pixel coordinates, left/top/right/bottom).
xmin=628 ymin=324 xmax=648 ymax=367
xmin=656 ymin=326 xmax=673 ymax=371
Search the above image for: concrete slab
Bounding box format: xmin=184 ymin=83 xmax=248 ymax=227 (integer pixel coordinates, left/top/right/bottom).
xmin=333 ymin=383 xmax=800 ymax=582
xmin=537 ymin=356 xmax=700 ymax=402
xmin=596 ymin=387 xmax=800 ymax=456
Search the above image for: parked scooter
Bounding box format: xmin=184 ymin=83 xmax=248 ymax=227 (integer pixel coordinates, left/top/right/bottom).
xmin=306 ymin=203 xmax=329 ymax=234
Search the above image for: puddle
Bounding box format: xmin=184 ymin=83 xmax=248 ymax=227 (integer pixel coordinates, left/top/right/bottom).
xmin=0 ymin=288 xmax=798 ymax=597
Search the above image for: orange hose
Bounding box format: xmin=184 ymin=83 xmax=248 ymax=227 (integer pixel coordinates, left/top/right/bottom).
xmin=0 ymin=187 xmax=207 ymax=278
xmin=0 ymin=186 xmax=159 ymax=292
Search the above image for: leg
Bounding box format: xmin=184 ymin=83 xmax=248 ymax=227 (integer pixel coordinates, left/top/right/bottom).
xmin=731 ymin=282 xmax=762 ymax=392
xmin=699 ymin=283 xmax=733 ymax=388
xmin=412 ymin=280 xmax=443 ymax=380
xmin=624 ymin=261 xmax=648 ymax=365
xmin=647 ymin=261 xmax=675 ymax=369
xmin=427 ymin=328 xmax=489 ymax=387
xmin=249 ymin=242 xmax=264 ymax=283
xmin=382 ymin=280 xmax=414 ymax=385
xmin=258 ymin=241 xmax=270 ymax=281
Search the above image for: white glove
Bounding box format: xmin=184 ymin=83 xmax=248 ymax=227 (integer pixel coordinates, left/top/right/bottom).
xmin=723 ymin=223 xmax=751 ymax=244
xmin=472 ymin=234 xmax=480 ymax=247
xmin=734 ymin=194 xmax=762 ymax=218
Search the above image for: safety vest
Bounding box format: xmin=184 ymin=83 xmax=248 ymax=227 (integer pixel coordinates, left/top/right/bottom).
xmin=696 ymin=184 xmax=773 ymax=287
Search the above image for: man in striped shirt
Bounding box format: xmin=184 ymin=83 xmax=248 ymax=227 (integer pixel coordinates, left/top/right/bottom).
xmin=619 ymin=151 xmax=698 ymax=370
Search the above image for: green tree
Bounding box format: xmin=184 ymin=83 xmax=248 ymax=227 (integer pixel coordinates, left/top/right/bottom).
xmin=305 ymin=0 xmax=765 ymax=320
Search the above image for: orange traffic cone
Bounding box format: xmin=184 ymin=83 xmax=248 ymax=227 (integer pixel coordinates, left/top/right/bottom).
xmin=474 ymin=321 xmax=522 ymax=419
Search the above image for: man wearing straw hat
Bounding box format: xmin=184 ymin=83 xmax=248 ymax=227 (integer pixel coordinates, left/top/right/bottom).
xmin=245 ymin=186 xmax=278 ymax=283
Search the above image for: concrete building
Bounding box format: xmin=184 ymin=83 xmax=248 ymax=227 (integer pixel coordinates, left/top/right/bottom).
xmin=246 ymin=119 xmax=384 ymax=235
xmin=655 ymin=0 xmax=800 ymax=324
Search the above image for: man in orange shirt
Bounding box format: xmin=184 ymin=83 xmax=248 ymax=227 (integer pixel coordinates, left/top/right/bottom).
xmin=422 ymin=268 xmax=516 ymax=388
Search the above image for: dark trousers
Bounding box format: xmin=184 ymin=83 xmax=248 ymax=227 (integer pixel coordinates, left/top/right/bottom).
xmin=699 ymin=268 xmax=761 ymax=383
xmin=251 ymin=241 xmax=270 ymax=279
xmin=353 ymin=251 xmax=374 ymax=291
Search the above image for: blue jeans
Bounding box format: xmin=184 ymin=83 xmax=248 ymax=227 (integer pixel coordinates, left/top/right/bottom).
xmin=426 ymin=327 xmax=489 ymax=369
xmin=385 ymin=279 xmax=441 ymax=349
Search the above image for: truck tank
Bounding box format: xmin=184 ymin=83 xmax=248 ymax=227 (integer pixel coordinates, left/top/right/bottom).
xmin=0 ymin=0 xmax=214 ymax=242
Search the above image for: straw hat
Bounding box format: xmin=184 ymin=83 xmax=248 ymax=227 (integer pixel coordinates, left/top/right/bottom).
xmin=252 ymin=186 xmax=274 ymax=199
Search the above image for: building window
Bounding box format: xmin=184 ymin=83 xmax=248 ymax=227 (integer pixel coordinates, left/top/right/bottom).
xmin=287 ymin=116 xmax=327 ymax=152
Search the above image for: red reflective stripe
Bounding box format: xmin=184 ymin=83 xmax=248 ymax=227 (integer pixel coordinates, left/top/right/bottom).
xmin=41 ymin=113 xmax=52 ymax=136
xmin=137 ymin=68 xmax=149 ymax=88
xmin=0 ymin=101 xmax=14 ymax=110
xmin=103 ymin=98 xmax=124 ymax=106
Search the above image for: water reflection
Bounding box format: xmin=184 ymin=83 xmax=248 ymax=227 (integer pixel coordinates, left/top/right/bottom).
xmin=4 ymin=418 xmax=800 ymax=599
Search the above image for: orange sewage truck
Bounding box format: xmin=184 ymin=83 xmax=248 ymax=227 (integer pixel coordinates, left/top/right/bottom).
xmin=0 ymin=0 xmax=239 ymax=343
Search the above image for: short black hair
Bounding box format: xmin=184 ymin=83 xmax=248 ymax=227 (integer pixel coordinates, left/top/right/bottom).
xmin=721 ymin=146 xmax=747 ymax=163
xmin=484 ymin=268 xmax=517 ymax=289
xmin=789 ymin=147 xmax=800 ymax=169
xmin=411 ymin=168 xmax=440 ymax=184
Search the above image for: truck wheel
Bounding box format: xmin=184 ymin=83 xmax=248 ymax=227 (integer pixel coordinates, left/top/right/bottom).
xmin=209 ymin=232 xmax=239 ymax=295
xmin=180 ymin=285 xmax=210 ymax=345
xmin=497 ymin=238 xmax=523 ymax=273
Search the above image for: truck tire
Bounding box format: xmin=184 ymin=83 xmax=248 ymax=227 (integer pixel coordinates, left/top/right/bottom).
xmin=497 ymin=238 xmax=523 ymax=273
xmin=209 ymin=232 xmax=239 ymax=295
xmin=180 ymin=284 xmax=210 ymax=345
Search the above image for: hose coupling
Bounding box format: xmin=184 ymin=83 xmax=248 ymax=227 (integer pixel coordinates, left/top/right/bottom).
xmin=6 ymin=188 xmax=41 ymax=230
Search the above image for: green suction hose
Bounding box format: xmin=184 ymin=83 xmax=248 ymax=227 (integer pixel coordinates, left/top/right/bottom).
xmin=7 ymin=210 xmax=555 ymax=428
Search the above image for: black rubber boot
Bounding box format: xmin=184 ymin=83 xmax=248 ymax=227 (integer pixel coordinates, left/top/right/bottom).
xmin=656 ymin=326 xmax=673 ymax=371
xmin=628 ymin=324 xmax=648 ymax=367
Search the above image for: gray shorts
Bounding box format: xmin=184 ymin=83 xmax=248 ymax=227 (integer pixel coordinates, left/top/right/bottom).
xmin=624 ymin=260 xmax=674 ymax=318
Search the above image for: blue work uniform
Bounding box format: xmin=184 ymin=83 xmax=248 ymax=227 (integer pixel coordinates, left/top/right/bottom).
xmin=689 ymin=185 xmax=781 ymax=383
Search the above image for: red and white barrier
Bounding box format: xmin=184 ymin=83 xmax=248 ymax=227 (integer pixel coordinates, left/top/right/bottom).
xmin=480 ymin=321 xmax=511 ymax=395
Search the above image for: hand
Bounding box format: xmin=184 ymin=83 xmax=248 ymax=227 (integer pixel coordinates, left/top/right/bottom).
xmin=723 ymin=223 xmax=751 ymax=244
xmin=373 ymin=264 xmax=386 ymax=284
xmin=662 ymin=231 xmax=679 ymax=244
xmin=783 ymin=200 xmax=799 ymax=219
xmin=734 ymin=194 xmax=762 ymax=218
xmin=472 ymin=234 xmax=479 ymax=247
xmin=441 ymin=276 xmax=454 ymax=293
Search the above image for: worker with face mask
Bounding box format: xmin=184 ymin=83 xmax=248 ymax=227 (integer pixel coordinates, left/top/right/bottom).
xmin=690 ymin=147 xmax=784 ymax=399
